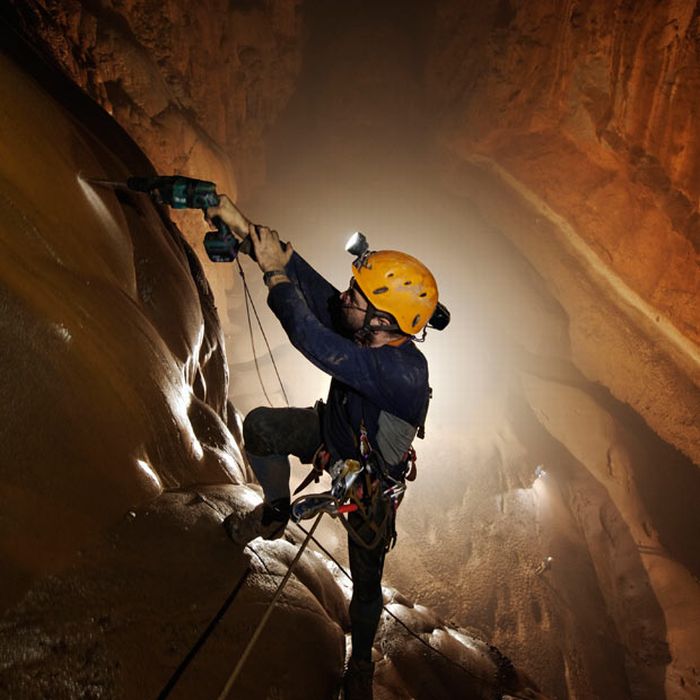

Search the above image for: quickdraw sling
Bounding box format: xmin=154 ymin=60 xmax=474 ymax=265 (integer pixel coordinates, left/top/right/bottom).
xmin=291 ymin=422 xmax=414 ymax=552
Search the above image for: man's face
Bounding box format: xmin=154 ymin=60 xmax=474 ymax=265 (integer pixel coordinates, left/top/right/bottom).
xmin=339 ymin=278 xmax=369 ymax=333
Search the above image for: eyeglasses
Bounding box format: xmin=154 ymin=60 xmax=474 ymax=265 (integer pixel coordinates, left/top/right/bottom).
xmin=348 ymin=278 xmax=368 ymax=300
xmin=345 ymin=278 xmax=369 ymax=309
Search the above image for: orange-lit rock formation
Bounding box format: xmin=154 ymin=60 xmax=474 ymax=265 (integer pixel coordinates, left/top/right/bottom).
xmin=3 ymin=1 xmax=700 ymax=699
xmin=428 ymin=0 xmax=700 ymax=467
xmin=0 ymin=27 xmax=243 ymax=610
xmin=403 ymin=2 xmax=700 ymax=698
xmin=0 ymin=19 xmax=548 ymax=700
xmin=6 ymin=0 xmax=305 ymax=358
xmin=8 ymin=0 xmax=303 ymax=200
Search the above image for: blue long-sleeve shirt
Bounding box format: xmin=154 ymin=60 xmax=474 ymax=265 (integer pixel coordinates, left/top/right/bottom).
xmin=267 ymin=252 xmax=430 ymax=465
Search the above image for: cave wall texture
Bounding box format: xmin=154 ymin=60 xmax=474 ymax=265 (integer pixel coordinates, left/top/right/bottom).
xmin=6 ymin=0 xmax=305 ymax=361
xmin=2 ymin=1 xmax=700 ymax=699
xmin=0 ymin=4 xmax=547 ymax=700
xmin=9 ymin=0 xmax=303 ymax=198
xmin=411 ymin=2 xmax=700 ymax=698
xmin=428 ymin=0 xmax=700 ymax=466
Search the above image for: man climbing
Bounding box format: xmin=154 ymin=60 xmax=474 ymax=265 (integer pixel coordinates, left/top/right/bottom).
xmin=208 ymin=196 xmax=441 ymax=700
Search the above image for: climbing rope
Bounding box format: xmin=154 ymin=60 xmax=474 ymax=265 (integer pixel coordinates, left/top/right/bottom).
xmin=155 ymin=493 xmax=322 ymax=700
xmin=235 ymin=258 xmax=290 ymax=407
xmin=153 ymin=253 xmax=298 ymax=700
xmin=292 ymin=520 xmax=498 ymax=690
xmin=215 ymin=514 xmax=323 ymax=700
xmin=155 ymin=566 xmax=252 ymax=700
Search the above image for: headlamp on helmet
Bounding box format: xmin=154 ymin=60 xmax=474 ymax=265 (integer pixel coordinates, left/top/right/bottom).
xmin=344 ymin=232 xmax=450 ymax=335
xmin=345 ymin=231 xmax=369 ymax=257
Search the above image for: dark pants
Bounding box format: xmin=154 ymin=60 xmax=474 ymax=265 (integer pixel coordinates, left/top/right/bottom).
xmin=243 ymin=406 xmax=389 ymax=662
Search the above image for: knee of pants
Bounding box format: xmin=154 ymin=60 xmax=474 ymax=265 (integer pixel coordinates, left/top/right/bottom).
xmin=243 ymin=406 xmax=273 ymax=455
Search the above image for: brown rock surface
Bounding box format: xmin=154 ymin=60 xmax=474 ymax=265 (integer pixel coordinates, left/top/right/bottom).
xmin=5 ymin=0 xmax=304 ymax=363
xmin=427 ymin=0 xmax=700 ymax=467
xmin=8 ymin=0 xmax=302 ymax=199
xmin=4 ymin=1 xmax=700 ymax=698
xmin=0 ymin=23 xmax=546 ymax=700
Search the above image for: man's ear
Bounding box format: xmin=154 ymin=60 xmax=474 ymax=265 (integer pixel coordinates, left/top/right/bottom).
xmin=372 ymin=316 xmax=392 ymax=328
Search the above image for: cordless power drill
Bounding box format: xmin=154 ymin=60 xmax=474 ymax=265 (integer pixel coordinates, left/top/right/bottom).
xmin=93 ymin=175 xmax=282 ymax=263
xmin=124 ymin=176 xmax=243 ymax=262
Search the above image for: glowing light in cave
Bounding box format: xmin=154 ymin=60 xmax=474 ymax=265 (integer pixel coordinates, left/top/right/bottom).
xmin=170 ymin=381 xmax=205 ymax=462
xmin=531 ymin=471 xmax=553 ymax=512
xmin=76 ymin=173 xmax=123 ymax=241
xmin=136 ymin=458 xmax=162 ymax=490
xmin=534 ymin=556 xmax=554 ymax=575
xmin=345 ymin=231 xmax=369 ymax=256
xmin=52 ymin=323 xmax=72 ymax=344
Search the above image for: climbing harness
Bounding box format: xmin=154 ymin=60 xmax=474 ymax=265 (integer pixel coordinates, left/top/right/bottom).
xmin=292 ymin=421 xmax=332 ymax=495
xmin=291 ymin=423 xmax=407 ymax=552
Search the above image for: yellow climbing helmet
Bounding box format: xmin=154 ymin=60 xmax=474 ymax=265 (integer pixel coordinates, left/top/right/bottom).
xmin=351 ymin=250 xmax=439 ymax=334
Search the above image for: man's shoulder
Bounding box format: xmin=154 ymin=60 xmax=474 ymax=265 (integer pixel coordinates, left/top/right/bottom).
xmin=369 ymin=342 xmax=428 ymax=425
xmin=375 ymin=341 xmax=428 ymax=382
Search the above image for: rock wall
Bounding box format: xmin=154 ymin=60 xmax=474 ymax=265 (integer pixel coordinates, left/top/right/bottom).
xmin=6 ymin=0 xmax=304 ymax=362
xmin=383 ymin=201 xmax=700 ymax=699
xmin=386 ymin=2 xmax=700 ymax=698
xmin=0 ymin=19 xmax=547 ymax=700
xmin=4 ymin=1 xmax=700 ymax=698
xmin=8 ymin=0 xmax=303 ymax=199
xmin=0 ymin=18 xmax=243 ymax=611
xmin=427 ymin=0 xmax=700 ymax=467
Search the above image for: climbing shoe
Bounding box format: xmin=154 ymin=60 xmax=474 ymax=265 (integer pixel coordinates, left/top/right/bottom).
xmin=342 ymin=657 xmax=374 ymax=700
xmin=260 ymin=498 xmax=290 ymax=537
xmin=223 ymin=498 xmax=290 ymax=545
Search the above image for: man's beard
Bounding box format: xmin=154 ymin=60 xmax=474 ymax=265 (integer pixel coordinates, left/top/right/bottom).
xmin=340 ymin=307 xmax=364 ymax=339
xmin=330 ymin=292 xmax=376 ymax=345
xmin=340 ymin=305 xmax=375 ymax=346
xmin=330 ymin=294 xmax=359 ymax=338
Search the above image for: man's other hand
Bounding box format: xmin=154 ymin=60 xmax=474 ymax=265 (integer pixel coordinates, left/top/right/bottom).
xmin=206 ymin=194 xmax=249 ymax=239
xmin=250 ymin=224 xmax=293 ymax=273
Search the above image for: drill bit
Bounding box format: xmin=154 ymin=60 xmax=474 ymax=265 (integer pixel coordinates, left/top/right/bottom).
xmin=84 ymin=178 xmax=132 ymax=190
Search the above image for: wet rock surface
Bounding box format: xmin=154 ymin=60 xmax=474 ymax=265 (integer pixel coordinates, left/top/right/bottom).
xmin=4 ymin=0 xmax=304 ymax=364
xmin=0 ymin=24 xmax=546 ymax=700
xmin=3 ymin=1 xmax=700 ymax=698
xmin=0 ymin=482 xmax=545 ymax=699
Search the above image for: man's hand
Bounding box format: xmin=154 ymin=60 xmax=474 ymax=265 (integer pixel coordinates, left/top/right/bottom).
xmin=206 ymin=194 xmax=250 ymax=239
xmin=249 ymin=224 xmax=293 ymax=273
xmin=206 ymin=195 xmax=292 ymax=279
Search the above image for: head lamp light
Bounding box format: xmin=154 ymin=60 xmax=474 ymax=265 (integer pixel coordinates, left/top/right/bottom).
xmin=345 ymin=231 xmax=369 ymax=257
xmin=346 ymin=231 xmax=372 ymax=270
